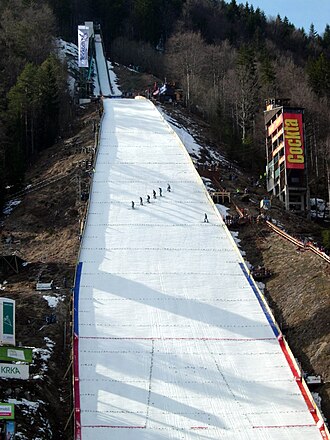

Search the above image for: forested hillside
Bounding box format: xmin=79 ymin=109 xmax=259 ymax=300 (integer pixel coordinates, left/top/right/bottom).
xmin=0 ymin=0 xmax=71 ymax=205
xmin=1 ymin=0 xmax=330 ymax=222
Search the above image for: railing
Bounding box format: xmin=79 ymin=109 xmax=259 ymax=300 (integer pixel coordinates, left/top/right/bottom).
xmin=266 ymin=221 xmax=330 ymax=264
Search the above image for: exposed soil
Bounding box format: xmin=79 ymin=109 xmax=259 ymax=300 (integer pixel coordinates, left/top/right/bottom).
xmin=0 ymin=102 xmax=101 ymax=439
xmin=0 ymin=66 xmax=329 ymax=438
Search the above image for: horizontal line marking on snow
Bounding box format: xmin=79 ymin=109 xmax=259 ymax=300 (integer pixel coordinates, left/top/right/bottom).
xmin=79 ymin=378 xmax=292 ymax=384
xmin=253 ymin=424 xmax=315 ymax=429
xmin=79 ymin=271 xmax=242 ymax=275
xmin=82 ymin=425 xmax=146 ymax=429
xmin=98 ymin=161 xmax=189 ymax=165
xmin=78 ymin=297 xmax=253 ymax=301
xmin=247 ymin=409 xmax=312 ymax=414
xmin=191 ymin=427 xmax=209 ymax=430
xmin=80 ymin=247 xmax=232 ymax=251
xmin=79 ymin=324 xmax=269 ymax=329
xmin=88 ymin=200 xmax=209 ymax=204
xmin=93 ymin=179 xmax=197 ymax=182
xmin=80 ymin=337 xmax=275 ymax=341
xmin=84 ymin=223 xmax=221 ymax=227
xmin=80 ymin=350 xmax=280 ymax=356
xmin=98 ymin=145 xmax=180 ymax=148
xmin=100 ymin=131 xmax=170 ymax=134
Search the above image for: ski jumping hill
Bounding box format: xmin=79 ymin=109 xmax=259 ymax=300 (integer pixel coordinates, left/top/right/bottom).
xmin=74 ymin=97 xmax=326 ymax=439
xmin=94 ymin=33 xmax=112 ymax=96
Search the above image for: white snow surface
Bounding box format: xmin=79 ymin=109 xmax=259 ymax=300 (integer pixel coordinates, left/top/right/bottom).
xmin=94 ymin=34 xmax=112 ymax=96
xmin=42 ymin=295 xmax=64 ymax=308
xmin=107 ymin=61 xmax=122 ymax=96
xmin=162 ymin=113 xmax=202 ymax=158
xmin=2 ymin=199 xmax=21 ymax=215
xmin=77 ymin=98 xmax=322 ymax=439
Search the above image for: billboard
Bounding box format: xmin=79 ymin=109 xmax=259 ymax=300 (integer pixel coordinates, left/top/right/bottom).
xmin=0 ymin=347 xmax=32 ymax=363
xmin=283 ymin=112 xmax=305 ymax=169
xmin=78 ymin=25 xmax=89 ymax=68
xmin=0 ymin=363 xmax=29 ymax=380
xmin=0 ymin=403 xmax=14 ymax=420
xmin=0 ymin=299 xmax=15 ymax=346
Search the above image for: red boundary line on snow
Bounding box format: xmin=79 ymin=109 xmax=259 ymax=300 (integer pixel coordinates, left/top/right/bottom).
xmin=278 ymin=336 xmax=328 ymax=439
xmin=73 ymin=262 xmax=83 ymax=440
xmin=74 ymin=333 xmax=81 ymax=440
xmin=240 ymin=262 xmax=328 ymax=439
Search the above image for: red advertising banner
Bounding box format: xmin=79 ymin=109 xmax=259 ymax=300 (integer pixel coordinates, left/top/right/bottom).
xmin=283 ymin=112 xmax=305 ymax=169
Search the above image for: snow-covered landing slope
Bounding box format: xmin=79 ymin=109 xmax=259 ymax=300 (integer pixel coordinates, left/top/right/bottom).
xmin=76 ymin=98 xmax=323 ymax=439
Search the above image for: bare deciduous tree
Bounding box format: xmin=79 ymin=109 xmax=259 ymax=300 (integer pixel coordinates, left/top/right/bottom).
xmin=165 ymin=31 xmax=208 ymax=108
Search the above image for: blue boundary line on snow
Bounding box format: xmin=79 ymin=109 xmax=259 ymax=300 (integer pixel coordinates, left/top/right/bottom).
xmin=239 ymin=262 xmax=279 ymax=338
xmin=73 ymin=262 xmax=83 ymax=336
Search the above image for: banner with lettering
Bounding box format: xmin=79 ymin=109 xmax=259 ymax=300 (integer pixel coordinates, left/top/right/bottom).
xmin=0 ymin=299 xmax=15 ymax=346
xmin=0 ymin=363 xmax=29 ymax=380
xmin=0 ymin=403 xmax=14 ymax=420
xmin=78 ymin=25 xmax=89 ymax=68
xmin=283 ymin=112 xmax=305 ymax=170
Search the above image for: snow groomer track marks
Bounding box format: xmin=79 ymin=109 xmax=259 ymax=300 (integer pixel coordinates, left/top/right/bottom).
xmin=73 ymin=98 xmax=328 ymax=439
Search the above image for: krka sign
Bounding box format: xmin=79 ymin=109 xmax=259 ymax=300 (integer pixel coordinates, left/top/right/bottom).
xmin=0 ymin=363 xmax=29 ymax=380
xmin=0 ymin=298 xmax=15 ymax=346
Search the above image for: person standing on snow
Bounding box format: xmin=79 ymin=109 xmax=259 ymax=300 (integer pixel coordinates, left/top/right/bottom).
xmin=204 ymin=213 xmax=209 ymax=223
xmin=140 ymin=197 xmax=143 ymax=205
xmin=147 ymin=195 xmax=151 ymax=203
xmin=132 ymin=201 xmax=135 ymax=209
xmin=167 ymin=184 xmax=171 ymax=192
xmin=153 ymin=190 xmax=157 ymax=199
xmin=159 ymin=187 xmax=162 ymax=197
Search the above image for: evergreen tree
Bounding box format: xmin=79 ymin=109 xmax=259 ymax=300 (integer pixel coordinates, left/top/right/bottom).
xmin=307 ymin=53 xmax=330 ymax=98
xmin=259 ymin=52 xmax=276 ymax=96
xmin=5 ymin=62 xmax=48 ymax=184
xmin=39 ymin=55 xmax=61 ymax=148
xmin=309 ymin=23 xmax=318 ymax=39
xmin=322 ymin=24 xmax=330 ymax=49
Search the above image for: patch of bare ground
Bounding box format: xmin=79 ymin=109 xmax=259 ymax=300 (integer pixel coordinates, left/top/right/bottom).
xmin=113 ymin=64 xmax=160 ymax=96
xmin=0 ymin=102 xmax=101 ymax=439
xmin=237 ymin=221 xmax=330 ymax=421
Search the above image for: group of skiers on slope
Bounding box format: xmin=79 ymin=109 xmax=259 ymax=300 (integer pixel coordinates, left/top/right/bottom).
xmin=131 ymin=184 xmax=171 ymax=209
xmin=131 ymin=184 xmax=209 ymax=224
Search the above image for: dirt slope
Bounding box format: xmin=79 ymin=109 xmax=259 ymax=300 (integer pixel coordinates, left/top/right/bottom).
xmin=0 ymin=102 xmax=100 ymax=439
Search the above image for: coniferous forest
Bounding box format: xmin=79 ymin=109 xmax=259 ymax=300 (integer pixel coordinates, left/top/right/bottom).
xmin=1 ymin=0 xmax=330 ymax=213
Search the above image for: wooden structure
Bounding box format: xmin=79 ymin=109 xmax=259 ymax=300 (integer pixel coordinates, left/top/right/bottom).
xmin=211 ymin=191 xmax=231 ymax=204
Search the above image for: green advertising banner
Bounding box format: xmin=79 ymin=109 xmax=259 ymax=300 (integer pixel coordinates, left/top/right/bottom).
xmin=0 ymin=403 xmax=14 ymax=420
xmin=0 ymin=299 xmax=15 ymax=346
xmin=3 ymin=302 xmax=14 ymax=336
xmin=0 ymin=347 xmax=32 ymax=363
